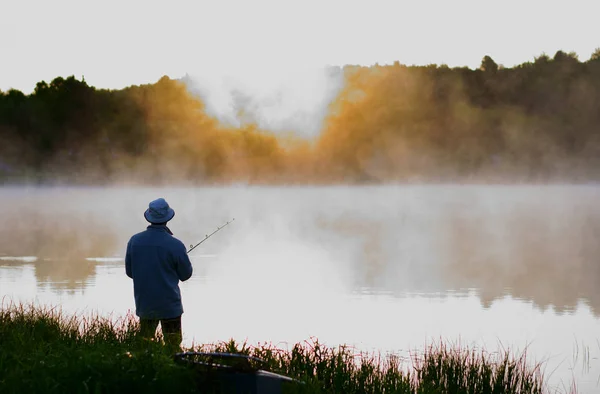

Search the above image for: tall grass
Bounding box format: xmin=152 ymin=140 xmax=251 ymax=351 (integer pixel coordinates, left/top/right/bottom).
xmin=0 ymin=301 xmax=195 ymax=394
xmin=0 ymin=302 xmax=555 ymax=393
xmin=198 ymin=339 xmax=547 ymax=394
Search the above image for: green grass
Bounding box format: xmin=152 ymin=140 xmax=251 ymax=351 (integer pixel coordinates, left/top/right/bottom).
xmin=0 ymin=302 xmax=554 ymax=393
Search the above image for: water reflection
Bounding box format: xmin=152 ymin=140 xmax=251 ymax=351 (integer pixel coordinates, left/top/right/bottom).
xmin=439 ymin=194 xmax=600 ymax=316
xmin=0 ymin=185 xmax=599 ymax=315
xmin=0 ymin=208 xmax=118 ymax=260
xmin=0 ymin=257 xmax=101 ymax=294
xmin=34 ymin=258 xmax=98 ymax=293
xmin=312 ymin=185 xmax=600 ymax=318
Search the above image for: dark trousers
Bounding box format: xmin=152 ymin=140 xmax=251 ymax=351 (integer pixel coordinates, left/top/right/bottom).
xmin=139 ymin=316 xmax=182 ymax=348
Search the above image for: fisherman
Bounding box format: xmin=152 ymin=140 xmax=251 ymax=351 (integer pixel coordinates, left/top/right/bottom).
xmin=125 ymin=198 xmax=193 ymax=349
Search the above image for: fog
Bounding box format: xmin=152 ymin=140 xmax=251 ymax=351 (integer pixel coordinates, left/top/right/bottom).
xmin=1 ymin=184 xmax=599 ymax=317
xmin=183 ymin=65 xmax=344 ymax=138
xmin=3 ymin=54 xmax=599 ymax=185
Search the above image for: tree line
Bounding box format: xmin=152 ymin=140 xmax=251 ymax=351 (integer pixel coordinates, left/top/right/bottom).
xmin=1 ymin=49 xmax=599 ymax=185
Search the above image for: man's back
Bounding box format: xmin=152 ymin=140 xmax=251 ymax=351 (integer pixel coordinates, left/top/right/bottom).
xmin=126 ymin=224 xmax=193 ymax=319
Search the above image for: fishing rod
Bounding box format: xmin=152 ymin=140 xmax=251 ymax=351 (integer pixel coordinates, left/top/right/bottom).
xmin=187 ymin=218 xmax=235 ymax=254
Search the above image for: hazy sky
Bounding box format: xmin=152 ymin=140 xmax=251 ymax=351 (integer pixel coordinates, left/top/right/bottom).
xmin=1 ymin=0 xmax=599 ymax=93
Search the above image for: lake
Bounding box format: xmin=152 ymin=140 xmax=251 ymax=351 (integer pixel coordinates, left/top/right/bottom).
xmin=1 ymin=184 xmax=599 ymax=392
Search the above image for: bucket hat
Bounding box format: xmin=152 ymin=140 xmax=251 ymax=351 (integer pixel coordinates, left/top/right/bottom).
xmin=144 ymin=198 xmax=175 ymax=224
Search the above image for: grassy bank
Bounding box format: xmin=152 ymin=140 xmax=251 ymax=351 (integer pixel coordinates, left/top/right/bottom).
xmin=0 ymin=303 xmax=551 ymax=393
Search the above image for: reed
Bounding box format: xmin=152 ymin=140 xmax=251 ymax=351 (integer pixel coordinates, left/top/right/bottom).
xmin=0 ymin=302 xmax=556 ymax=393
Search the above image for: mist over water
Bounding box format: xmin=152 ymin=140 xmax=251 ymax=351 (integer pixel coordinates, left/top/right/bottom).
xmin=1 ymin=185 xmax=600 ymax=311
xmin=1 ymin=184 xmax=600 ymax=391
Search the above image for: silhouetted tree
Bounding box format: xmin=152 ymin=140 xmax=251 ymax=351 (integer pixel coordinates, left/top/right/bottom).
xmin=2 ymin=51 xmax=600 ymax=184
xmin=480 ymin=55 xmax=498 ymax=73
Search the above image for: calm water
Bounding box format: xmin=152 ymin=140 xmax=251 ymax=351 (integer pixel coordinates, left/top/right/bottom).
xmin=1 ymin=184 xmax=599 ymax=392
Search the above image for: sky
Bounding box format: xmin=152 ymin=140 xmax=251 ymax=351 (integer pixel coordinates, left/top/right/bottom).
xmin=1 ymin=0 xmax=599 ymax=93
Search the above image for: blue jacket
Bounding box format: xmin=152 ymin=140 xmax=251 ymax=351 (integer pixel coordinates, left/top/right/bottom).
xmin=125 ymin=225 xmax=193 ymax=319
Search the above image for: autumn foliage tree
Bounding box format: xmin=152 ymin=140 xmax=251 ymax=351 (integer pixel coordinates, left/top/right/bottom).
xmin=1 ymin=49 xmax=600 ymax=185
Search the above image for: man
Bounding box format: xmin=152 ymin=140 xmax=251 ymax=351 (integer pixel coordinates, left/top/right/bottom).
xmin=125 ymin=198 xmax=193 ymax=348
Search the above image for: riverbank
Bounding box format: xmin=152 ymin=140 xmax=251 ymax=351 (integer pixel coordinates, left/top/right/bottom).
xmin=0 ymin=303 xmax=553 ymax=393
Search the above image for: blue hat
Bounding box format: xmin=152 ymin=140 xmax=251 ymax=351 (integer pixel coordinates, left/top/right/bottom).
xmin=144 ymin=198 xmax=175 ymax=224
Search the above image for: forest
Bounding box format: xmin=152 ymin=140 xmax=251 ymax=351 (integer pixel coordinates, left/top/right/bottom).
xmin=1 ymin=49 xmax=599 ymax=185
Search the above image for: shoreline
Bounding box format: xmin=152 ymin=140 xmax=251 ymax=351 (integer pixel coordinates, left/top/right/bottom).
xmin=0 ymin=302 xmax=557 ymax=394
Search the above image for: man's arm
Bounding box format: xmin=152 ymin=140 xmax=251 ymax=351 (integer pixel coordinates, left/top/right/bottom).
xmin=125 ymin=240 xmax=133 ymax=278
xmin=175 ymin=241 xmax=193 ymax=281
